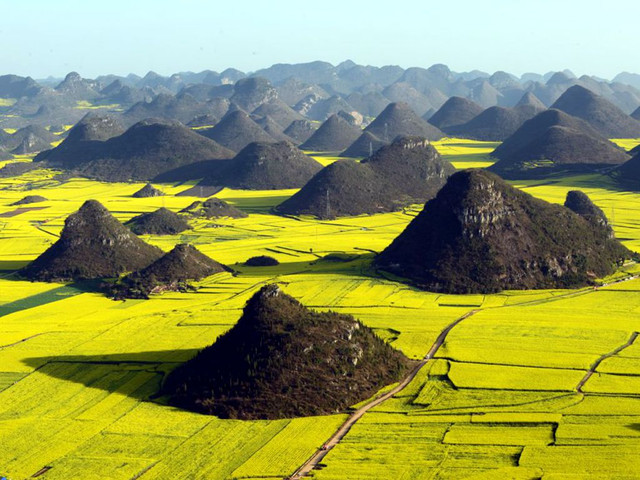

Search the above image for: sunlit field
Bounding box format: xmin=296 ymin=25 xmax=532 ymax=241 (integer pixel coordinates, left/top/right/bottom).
xmin=611 ymin=138 xmax=640 ymax=151
xmin=74 ymin=100 xmax=122 ymax=111
xmin=0 ymin=98 xmax=16 ymax=107
xmin=433 ymin=137 xmax=500 ymax=169
xmin=305 ymin=152 xmax=352 ymax=167
xmin=306 ymin=137 xmax=500 ymax=169
xmin=1 ymin=139 xmax=640 ymax=479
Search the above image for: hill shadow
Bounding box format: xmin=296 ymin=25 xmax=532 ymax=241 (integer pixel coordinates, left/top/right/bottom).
xmin=0 ymin=281 xmax=100 ymax=317
xmin=0 ymin=259 xmax=30 ymax=273
xmin=21 ymin=349 xmax=200 ymax=402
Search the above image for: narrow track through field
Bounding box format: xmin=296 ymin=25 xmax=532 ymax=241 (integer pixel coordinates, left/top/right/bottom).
xmin=290 ymin=271 xmax=640 ymax=478
xmin=577 ymin=331 xmax=639 ymax=393
xmin=289 ymin=309 xmax=479 ymax=478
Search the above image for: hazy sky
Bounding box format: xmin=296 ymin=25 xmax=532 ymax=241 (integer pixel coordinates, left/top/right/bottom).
xmin=2 ymin=0 xmax=638 ymax=79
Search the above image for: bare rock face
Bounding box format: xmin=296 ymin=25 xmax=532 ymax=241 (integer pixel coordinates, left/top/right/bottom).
xmin=452 ymin=180 xmax=513 ymax=239
xmin=21 ymin=200 xmax=163 ymax=282
xmin=162 ymin=284 xmax=411 ymax=419
xmin=376 ymin=170 xmax=632 ymax=293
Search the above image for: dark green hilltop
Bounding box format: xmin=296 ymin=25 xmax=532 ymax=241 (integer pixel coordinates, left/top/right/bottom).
xmin=375 ymin=169 xmax=633 ymax=293
xmin=163 ymin=284 xmax=412 ymax=419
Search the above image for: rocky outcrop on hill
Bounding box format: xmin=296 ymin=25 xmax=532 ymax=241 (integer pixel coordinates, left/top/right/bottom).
xmin=163 ymin=284 xmax=411 ymax=419
xmin=375 ymin=170 xmax=631 ymax=293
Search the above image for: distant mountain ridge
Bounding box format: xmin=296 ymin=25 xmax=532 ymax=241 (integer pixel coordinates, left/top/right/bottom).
xmin=2 ymin=62 xmax=639 ymax=133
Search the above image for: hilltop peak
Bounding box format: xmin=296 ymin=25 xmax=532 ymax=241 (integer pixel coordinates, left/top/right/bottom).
xmin=162 ymin=284 xmax=411 ymax=419
xmin=376 ymin=170 xmax=631 ymax=293
xmin=551 ymin=85 xmax=640 ymax=138
xmin=21 ymin=200 xmax=163 ymax=282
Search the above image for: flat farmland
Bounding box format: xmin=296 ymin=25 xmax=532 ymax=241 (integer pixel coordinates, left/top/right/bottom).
xmin=1 ymin=140 xmax=640 ymax=479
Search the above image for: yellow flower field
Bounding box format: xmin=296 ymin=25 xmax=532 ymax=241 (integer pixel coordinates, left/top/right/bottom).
xmin=0 ymin=140 xmax=640 ymax=479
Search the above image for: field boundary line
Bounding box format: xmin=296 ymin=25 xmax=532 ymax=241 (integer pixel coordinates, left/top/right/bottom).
xmin=0 ymin=333 xmax=48 ymax=349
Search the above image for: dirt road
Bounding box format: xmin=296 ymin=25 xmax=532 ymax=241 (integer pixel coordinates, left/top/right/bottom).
xmin=289 ymin=310 xmax=478 ymax=479
xmin=289 ymin=270 xmax=640 ymax=478
xmin=577 ymin=331 xmax=638 ymax=393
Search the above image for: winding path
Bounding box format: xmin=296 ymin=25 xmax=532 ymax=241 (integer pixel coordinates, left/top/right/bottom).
xmin=290 ymin=270 xmax=640 ymax=478
xmin=289 ymin=310 xmax=479 ymax=479
xmin=576 ymin=331 xmax=639 ymax=393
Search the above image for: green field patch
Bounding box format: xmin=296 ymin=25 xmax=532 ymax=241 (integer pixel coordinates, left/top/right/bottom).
xmin=231 ymin=415 xmax=347 ymax=478
xmin=447 ymin=362 xmax=584 ymax=391
xmin=555 ymin=422 xmax=640 ymax=445
xmin=443 ymin=423 xmax=555 ymax=446
xmin=0 ymin=372 xmax=26 ymax=392
xmin=451 ymin=467 xmax=544 ymax=479
xmin=597 ymin=355 xmax=640 ymax=374
xmin=21 ymin=455 xmax=152 ymax=480
xmin=519 ymin=445 xmax=640 ymax=475
xmin=610 ymin=138 xmax=640 ymax=151
xmin=471 ymin=412 xmax=563 ymax=423
xmin=581 ymin=372 xmax=640 ymax=394
xmin=563 ymin=395 xmax=640 ymax=415
xmin=74 ymin=100 xmax=121 ymax=110
xmin=343 ymin=422 xmax=450 ymax=444
xmin=2 ymin=165 xmax=640 ymax=477
xmin=414 ymin=376 xmax=579 ymax=413
xmin=142 ymin=420 xmax=287 ymax=479
xmin=308 ymin=153 xmax=350 ymax=166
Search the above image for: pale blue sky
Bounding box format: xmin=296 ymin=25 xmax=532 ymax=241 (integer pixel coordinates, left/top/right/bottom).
xmin=2 ymin=0 xmax=638 ymax=79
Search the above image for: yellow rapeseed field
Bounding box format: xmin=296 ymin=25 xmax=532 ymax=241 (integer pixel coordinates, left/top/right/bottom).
xmin=1 ymin=140 xmax=640 ymax=479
